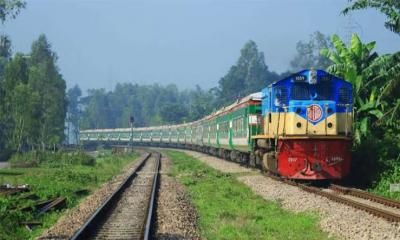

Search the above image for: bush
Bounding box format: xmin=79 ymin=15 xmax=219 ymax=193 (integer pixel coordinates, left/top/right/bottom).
xmin=9 ymin=150 xmax=96 ymax=168
xmin=350 ymin=123 xmax=400 ymax=199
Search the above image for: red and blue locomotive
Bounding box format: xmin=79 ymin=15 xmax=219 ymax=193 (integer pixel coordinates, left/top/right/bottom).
xmin=253 ymin=69 xmax=353 ymax=180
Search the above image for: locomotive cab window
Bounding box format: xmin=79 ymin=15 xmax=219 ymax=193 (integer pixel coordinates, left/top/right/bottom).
xmin=291 ymin=83 xmax=309 ymax=100
xmin=290 ymin=82 xmax=333 ymax=100
xmin=315 ymin=82 xmax=333 ymax=100
xmin=338 ymin=87 xmax=350 ymax=104
xmin=274 ymin=87 xmax=288 ymax=106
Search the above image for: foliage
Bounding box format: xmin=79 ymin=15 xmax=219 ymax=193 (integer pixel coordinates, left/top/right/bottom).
xmin=0 ymin=150 xmax=139 ymax=239
xmin=29 ymin=35 xmax=67 ymax=149
xmin=321 ymin=33 xmax=399 ymax=143
xmin=66 ymin=85 xmax=82 ymax=144
xmin=290 ymin=31 xmax=333 ymax=71
xmin=167 ymin=150 xmax=330 ymax=240
xmin=0 ymin=34 xmax=67 ymax=160
xmin=342 ymin=0 xmax=400 ymax=35
xmin=78 ymin=40 xmax=284 ymax=129
xmin=9 ymin=150 xmax=96 ymax=167
xmin=80 ymin=83 xmax=216 ymax=129
xmin=321 ymin=33 xmax=400 ymax=191
xmin=0 ymin=0 xmax=25 ymax=23
xmin=216 ymin=40 xmax=279 ymax=107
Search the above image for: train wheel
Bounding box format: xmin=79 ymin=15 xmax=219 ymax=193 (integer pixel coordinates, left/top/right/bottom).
xmin=241 ymin=153 xmax=249 ymax=165
xmin=262 ymin=152 xmax=278 ymax=173
xmin=249 ymin=152 xmax=256 ymax=167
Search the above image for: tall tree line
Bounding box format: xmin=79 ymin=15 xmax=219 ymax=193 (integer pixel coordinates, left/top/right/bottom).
xmin=77 ymin=40 xmax=284 ymax=129
xmin=0 ymin=34 xmax=67 ymax=159
xmin=77 ymin=37 xmax=332 ymax=130
xmin=78 ymin=84 xmax=216 ymax=129
xmin=216 ymin=40 xmax=280 ymax=107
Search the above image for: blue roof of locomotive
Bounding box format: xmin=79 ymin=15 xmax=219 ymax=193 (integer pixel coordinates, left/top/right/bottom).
xmin=261 ymin=69 xmax=352 ymax=98
xmin=260 ymin=69 xmax=353 ymax=124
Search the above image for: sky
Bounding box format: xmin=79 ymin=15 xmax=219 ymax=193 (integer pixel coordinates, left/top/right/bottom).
xmin=1 ymin=0 xmax=399 ymax=92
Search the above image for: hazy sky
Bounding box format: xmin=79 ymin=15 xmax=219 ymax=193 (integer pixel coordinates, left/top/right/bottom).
xmin=1 ymin=0 xmax=399 ymax=92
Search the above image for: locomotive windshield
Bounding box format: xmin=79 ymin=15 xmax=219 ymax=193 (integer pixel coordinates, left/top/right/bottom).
xmin=290 ymin=82 xmax=333 ymax=101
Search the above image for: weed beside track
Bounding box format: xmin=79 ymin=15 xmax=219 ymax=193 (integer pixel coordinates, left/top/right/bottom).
xmin=0 ymin=150 xmax=139 ymax=240
xmin=166 ymin=150 xmax=331 ymax=240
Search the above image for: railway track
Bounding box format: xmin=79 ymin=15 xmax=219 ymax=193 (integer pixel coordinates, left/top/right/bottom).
xmin=71 ymin=151 xmax=160 ymax=240
xmin=155 ymin=147 xmax=400 ymax=223
xmin=266 ymin=174 xmax=400 ymax=222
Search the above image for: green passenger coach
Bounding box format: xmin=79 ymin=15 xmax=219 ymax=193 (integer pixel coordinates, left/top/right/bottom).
xmin=80 ymin=92 xmax=262 ymax=164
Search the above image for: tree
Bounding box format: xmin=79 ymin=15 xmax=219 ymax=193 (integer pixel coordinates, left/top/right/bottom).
xmin=186 ymin=85 xmax=216 ymax=121
xmin=0 ymin=0 xmax=25 ymax=23
xmin=0 ymin=35 xmax=12 ymax=77
xmin=67 ymin=85 xmax=82 ymax=144
xmin=217 ymin=40 xmax=278 ymax=106
xmin=0 ymin=53 xmax=41 ymax=156
xmin=80 ymin=89 xmax=113 ymax=129
xmin=9 ymin=83 xmax=39 ymax=152
xmin=321 ymin=33 xmax=400 ymax=142
xmin=342 ymin=0 xmax=400 ymax=35
xmin=290 ymin=31 xmax=333 ymax=71
xmin=159 ymin=102 xmax=188 ymax=124
xmin=28 ymin=34 xmax=67 ymax=150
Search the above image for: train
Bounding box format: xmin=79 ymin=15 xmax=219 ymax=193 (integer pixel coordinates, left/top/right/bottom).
xmin=80 ymin=69 xmax=353 ymax=180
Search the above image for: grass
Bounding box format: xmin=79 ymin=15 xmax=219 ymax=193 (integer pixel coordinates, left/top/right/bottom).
xmin=0 ymin=150 xmax=139 ymax=240
xmin=166 ymin=150 xmax=332 ymax=240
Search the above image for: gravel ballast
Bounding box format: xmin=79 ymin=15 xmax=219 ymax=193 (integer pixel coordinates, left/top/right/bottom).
xmin=154 ymin=155 xmax=200 ymax=240
xmin=180 ymin=150 xmax=400 ymax=240
xmin=38 ymin=153 xmax=148 ymax=240
xmin=180 ymin=150 xmax=254 ymax=173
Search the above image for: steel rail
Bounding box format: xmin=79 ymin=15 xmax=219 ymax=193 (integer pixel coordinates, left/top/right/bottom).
xmin=144 ymin=152 xmax=161 ymax=240
xmin=297 ymin=184 xmax=400 ymax=222
xmin=71 ymin=152 xmax=152 ymax=240
xmin=330 ymin=184 xmax=400 ymax=209
xmin=264 ymin=174 xmax=400 ymax=222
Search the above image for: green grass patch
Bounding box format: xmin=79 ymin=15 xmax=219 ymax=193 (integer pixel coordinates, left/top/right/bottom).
xmin=0 ymin=150 xmax=139 ymax=240
xmin=166 ymin=150 xmax=332 ymax=240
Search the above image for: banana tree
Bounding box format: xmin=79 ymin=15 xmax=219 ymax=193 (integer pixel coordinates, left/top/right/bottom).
xmin=321 ymin=33 xmax=399 ymax=143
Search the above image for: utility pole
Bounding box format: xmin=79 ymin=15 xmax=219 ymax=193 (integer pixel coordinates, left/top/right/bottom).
xmin=130 ymin=116 xmax=134 ymax=152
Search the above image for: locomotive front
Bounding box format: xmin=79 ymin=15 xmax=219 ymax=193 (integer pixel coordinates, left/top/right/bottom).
xmin=254 ymin=69 xmax=353 ymax=180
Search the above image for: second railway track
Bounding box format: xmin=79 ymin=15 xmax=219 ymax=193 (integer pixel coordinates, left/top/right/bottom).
xmin=71 ymin=151 xmax=160 ymax=240
xmin=267 ymin=174 xmax=400 ymax=222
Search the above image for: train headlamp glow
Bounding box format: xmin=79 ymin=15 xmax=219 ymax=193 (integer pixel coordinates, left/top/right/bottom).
xmin=309 ymin=68 xmax=317 ymax=85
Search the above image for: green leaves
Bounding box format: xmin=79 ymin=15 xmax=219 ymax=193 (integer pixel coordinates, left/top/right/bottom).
xmin=342 ymin=0 xmax=400 ymax=35
xmin=323 ymin=33 xmax=400 ymax=144
xmin=351 ymin=34 xmax=363 ymax=60
xmin=217 ymin=40 xmax=278 ymax=106
xmin=0 ymin=0 xmax=26 ymax=24
xmin=291 ymin=31 xmax=333 ymax=71
xmin=0 ymin=34 xmax=66 ymax=157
